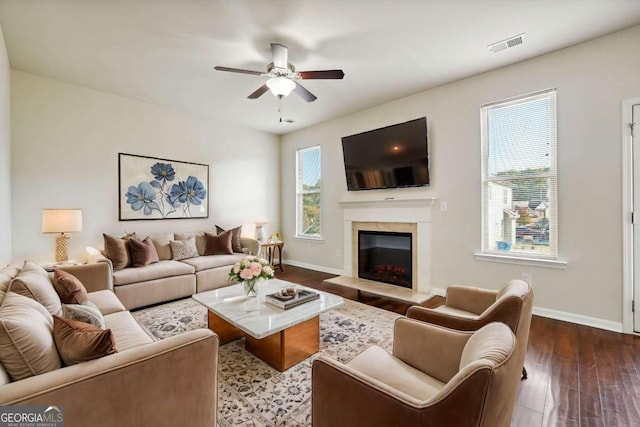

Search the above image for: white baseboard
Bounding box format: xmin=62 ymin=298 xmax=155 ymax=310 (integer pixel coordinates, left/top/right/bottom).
xmin=532 ymin=306 xmax=622 ymax=333
xmin=282 ymin=259 xmax=344 ymax=276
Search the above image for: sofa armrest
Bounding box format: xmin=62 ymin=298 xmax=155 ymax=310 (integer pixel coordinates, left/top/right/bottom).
xmin=393 ymin=318 xmax=470 ymax=383
xmin=86 ymin=246 xmax=113 ymax=271
xmin=444 ymin=286 xmax=498 ymax=314
xmin=58 ymin=262 xmax=113 ymax=293
xmin=240 ymin=237 xmax=260 ymax=257
xmin=0 ymin=329 xmax=218 ymax=427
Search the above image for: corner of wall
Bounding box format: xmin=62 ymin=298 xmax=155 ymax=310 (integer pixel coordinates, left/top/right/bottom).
xmin=0 ymin=22 xmax=12 ymax=265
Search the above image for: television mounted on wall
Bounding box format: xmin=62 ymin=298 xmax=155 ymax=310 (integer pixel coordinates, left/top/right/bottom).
xmin=341 ymin=117 xmax=429 ymax=191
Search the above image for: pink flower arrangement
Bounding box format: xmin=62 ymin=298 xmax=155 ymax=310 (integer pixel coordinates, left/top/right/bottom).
xmin=228 ymin=256 xmax=275 ymax=284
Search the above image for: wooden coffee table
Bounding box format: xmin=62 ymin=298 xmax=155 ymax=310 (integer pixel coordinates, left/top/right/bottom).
xmin=192 ymin=279 xmax=343 ymax=371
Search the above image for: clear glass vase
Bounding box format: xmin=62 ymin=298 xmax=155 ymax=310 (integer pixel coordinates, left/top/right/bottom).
xmin=243 ymin=279 xmax=258 ymax=298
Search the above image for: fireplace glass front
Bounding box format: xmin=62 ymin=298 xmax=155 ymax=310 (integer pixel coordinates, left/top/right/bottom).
xmin=358 ymin=230 xmax=412 ymax=289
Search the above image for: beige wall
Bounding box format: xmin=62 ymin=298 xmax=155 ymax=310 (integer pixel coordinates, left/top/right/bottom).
xmin=281 ymin=25 xmax=640 ymax=325
xmin=0 ymin=24 xmax=11 ymax=265
xmin=11 ymin=71 xmax=280 ymax=262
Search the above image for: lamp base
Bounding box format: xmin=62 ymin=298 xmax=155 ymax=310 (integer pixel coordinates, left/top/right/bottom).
xmin=55 ymin=233 xmax=70 ymax=263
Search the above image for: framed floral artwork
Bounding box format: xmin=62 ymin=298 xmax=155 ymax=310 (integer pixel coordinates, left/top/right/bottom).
xmin=118 ymin=153 xmax=209 ymax=220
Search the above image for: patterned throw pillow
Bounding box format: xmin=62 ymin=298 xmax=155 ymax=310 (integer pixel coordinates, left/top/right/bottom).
xmin=62 ymin=302 xmax=105 ymax=329
xmin=216 ymin=225 xmax=243 ymax=253
xmin=170 ymin=237 xmax=199 ymax=261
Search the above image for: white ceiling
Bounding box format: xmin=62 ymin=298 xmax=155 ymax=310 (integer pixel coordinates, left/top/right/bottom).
xmin=1 ymin=0 xmax=640 ymax=135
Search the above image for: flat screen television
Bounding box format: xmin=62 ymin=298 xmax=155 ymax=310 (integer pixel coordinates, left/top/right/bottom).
xmin=341 ymin=117 xmax=429 ymax=191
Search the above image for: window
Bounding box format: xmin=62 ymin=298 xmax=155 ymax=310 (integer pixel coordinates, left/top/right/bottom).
xmin=296 ymin=145 xmax=321 ymax=238
xmin=481 ymin=89 xmax=557 ymax=258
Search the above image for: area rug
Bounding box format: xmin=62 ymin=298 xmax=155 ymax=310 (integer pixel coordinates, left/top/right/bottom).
xmin=131 ymin=297 xmax=400 ymax=427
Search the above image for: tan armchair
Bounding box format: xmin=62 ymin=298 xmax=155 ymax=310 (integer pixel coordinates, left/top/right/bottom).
xmin=407 ymin=279 xmax=533 ymax=379
xmin=312 ymin=320 xmax=520 ymax=427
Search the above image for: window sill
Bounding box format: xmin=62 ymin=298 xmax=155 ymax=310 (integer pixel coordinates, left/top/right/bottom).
xmin=293 ymin=236 xmax=324 ymax=243
xmin=474 ymin=252 xmax=567 ymax=269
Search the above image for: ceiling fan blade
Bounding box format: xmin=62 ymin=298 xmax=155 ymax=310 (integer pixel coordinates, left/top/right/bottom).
xmin=248 ymin=84 xmax=269 ymax=99
xmin=298 ymin=70 xmax=345 ymax=80
xmin=214 ymin=66 xmax=263 ymax=76
xmin=293 ymin=82 xmax=317 ymax=102
xmin=271 ymin=43 xmax=288 ymax=69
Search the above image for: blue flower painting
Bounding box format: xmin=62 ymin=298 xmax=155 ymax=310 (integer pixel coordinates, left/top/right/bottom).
xmin=119 ymin=154 xmax=209 ymax=220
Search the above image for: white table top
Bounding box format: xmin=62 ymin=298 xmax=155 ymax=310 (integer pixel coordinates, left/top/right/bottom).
xmin=192 ymin=278 xmax=344 ymax=339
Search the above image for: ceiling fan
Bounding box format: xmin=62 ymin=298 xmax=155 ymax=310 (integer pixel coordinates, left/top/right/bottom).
xmin=214 ymin=43 xmax=345 ymax=102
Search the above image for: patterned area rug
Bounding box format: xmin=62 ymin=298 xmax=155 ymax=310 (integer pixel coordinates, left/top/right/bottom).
xmin=132 ymin=297 xmax=400 ymax=427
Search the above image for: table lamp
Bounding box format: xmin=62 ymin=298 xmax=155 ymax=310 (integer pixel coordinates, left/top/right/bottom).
xmin=42 ymin=209 xmax=83 ymax=263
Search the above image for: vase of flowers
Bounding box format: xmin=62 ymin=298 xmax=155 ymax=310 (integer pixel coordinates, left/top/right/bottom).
xmin=228 ymin=256 xmax=275 ymax=298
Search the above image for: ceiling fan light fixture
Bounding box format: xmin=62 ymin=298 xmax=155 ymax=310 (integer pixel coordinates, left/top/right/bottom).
xmin=266 ymin=77 xmax=296 ymax=98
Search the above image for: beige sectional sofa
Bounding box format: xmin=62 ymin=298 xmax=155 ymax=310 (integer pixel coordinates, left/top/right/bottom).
xmin=0 ymin=261 xmax=218 ymax=427
xmin=87 ymin=232 xmax=260 ymax=310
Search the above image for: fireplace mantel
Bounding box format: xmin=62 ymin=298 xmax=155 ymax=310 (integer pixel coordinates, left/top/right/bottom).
xmin=338 ymin=195 xmax=437 ymax=207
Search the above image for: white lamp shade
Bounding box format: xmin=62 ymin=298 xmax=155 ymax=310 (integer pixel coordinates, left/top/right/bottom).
xmin=266 ymin=77 xmax=296 ymax=97
xmin=42 ymin=209 xmax=83 ymax=233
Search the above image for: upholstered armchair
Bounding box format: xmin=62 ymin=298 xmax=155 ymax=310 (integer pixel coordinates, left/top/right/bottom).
xmin=406 ymin=279 xmax=533 ymax=379
xmin=312 ymin=320 xmax=520 ymax=427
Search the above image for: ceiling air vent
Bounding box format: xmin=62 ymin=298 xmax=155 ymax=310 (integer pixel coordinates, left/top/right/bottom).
xmin=488 ymin=33 xmax=526 ymax=53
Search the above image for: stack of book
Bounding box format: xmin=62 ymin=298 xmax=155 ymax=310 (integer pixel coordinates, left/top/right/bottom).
xmin=265 ymin=289 xmax=319 ymax=310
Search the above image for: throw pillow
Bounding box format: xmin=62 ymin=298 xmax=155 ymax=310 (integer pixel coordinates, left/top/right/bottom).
xmin=129 ymin=237 xmax=160 ymax=268
xmin=0 ymin=263 xmax=22 ymax=304
xmin=170 ymin=237 xmax=199 ymax=261
xmin=145 ymin=233 xmax=174 ymax=261
xmin=62 ymin=301 xmax=105 ymax=329
xmin=53 ymin=316 xmax=117 ymax=366
xmin=216 ymin=225 xmax=243 ymax=253
xmin=0 ymin=292 xmax=61 ymax=381
xmin=10 ymin=263 xmax=63 ymax=316
xmin=103 ymin=233 xmax=136 ymax=270
xmin=204 ymin=231 xmax=233 ymax=255
xmin=52 ymin=269 xmax=89 ymax=305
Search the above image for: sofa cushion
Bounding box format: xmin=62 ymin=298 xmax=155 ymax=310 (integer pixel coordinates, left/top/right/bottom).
xmin=174 ymin=232 xmax=207 ymax=256
xmin=53 ymin=269 xmax=89 ymax=305
xmin=180 ymin=253 xmax=246 ymax=272
xmin=10 ymin=262 xmax=63 ymax=316
xmin=347 ymin=345 xmax=445 ymax=401
xmin=170 ymin=237 xmax=199 ymax=261
xmin=62 ymin=302 xmax=105 ymax=329
xmin=130 ymin=237 xmax=160 ymax=267
xmin=216 ymin=225 xmax=243 ymax=253
xmin=104 ymin=311 xmax=154 ymax=351
xmin=86 ymin=290 xmax=126 ymax=315
xmin=103 ymin=233 xmax=136 ymax=270
xmin=146 ymin=233 xmax=174 ymax=261
xmin=53 ymin=316 xmax=117 ymax=366
xmin=112 ymin=261 xmax=195 ymax=286
xmin=0 ymin=292 xmax=62 ymax=381
xmin=204 ymin=231 xmax=233 ymax=255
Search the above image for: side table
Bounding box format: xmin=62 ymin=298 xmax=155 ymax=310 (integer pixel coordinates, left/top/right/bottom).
xmin=40 ymin=260 xmax=84 ymax=272
xmin=260 ymin=241 xmax=284 ymax=272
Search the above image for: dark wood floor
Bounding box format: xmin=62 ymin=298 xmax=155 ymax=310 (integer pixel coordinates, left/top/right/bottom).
xmin=276 ymin=265 xmax=640 ymax=427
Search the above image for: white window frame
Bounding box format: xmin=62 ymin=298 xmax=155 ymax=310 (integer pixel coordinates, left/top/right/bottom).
xmin=480 ymin=88 xmax=558 ymax=260
xmin=295 ymin=145 xmax=322 ymax=239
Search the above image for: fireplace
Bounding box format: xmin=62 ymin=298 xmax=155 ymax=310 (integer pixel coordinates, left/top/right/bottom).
xmin=358 ymin=230 xmax=412 ymax=288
